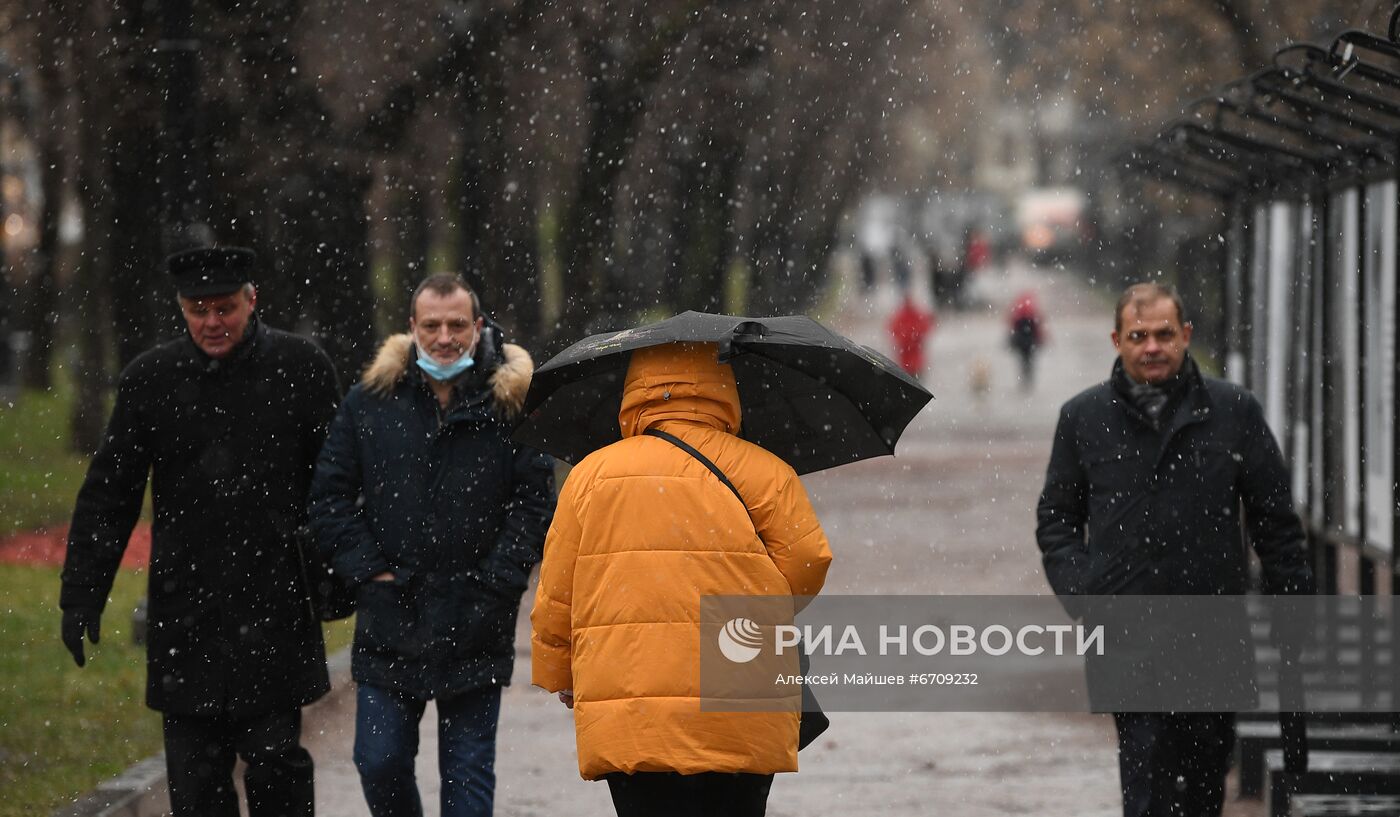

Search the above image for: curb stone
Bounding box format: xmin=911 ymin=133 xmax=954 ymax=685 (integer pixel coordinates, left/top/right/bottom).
xmin=50 ymin=756 xmax=169 ymax=817
xmin=51 ymin=647 xmax=353 ymax=817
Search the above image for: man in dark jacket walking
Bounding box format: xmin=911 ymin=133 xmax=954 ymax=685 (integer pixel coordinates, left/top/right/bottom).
xmin=60 ymin=247 xmax=340 ymax=817
xmin=308 ymin=272 xmax=554 ymax=817
xmin=1036 ymin=282 xmax=1313 ymax=817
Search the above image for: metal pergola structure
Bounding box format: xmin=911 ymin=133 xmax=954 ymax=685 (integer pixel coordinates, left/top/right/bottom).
xmin=1124 ymin=13 xmax=1400 ymax=724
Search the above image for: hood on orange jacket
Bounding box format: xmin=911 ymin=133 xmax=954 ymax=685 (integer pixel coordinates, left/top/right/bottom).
xmin=531 ymin=342 xmax=832 ymax=780
xmin=618 ymin=341 xmax=742 ymax=439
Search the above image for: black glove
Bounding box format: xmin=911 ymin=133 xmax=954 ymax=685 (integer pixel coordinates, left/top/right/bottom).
xmin=61 ymin=607 xmax=101 ymax=667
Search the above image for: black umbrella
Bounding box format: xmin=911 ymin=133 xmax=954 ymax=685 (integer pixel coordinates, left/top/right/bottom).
xmin=512 ymin=311 xmax=933 ymax=474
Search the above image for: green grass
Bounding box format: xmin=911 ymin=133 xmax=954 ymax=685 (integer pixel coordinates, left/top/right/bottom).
xmin=725 ymin=259 xmax=751 ymax=316
xmin=0 ymin=389 xmax=93 ymax=540
xmin=0 ymin=564 xmax=355 ymax=817
xmin=0 ymin=564 xmax=156 ymax=817
xmin=538 ymin=203 xmax=563 ymax=328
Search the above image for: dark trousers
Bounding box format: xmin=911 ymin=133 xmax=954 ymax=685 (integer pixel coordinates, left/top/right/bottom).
xmin=1113 ymin=713 xmax=1235 ymax=817
xmin=162 ymin=708 xmax=314 ymax=817
xmin=604 ymin=771 xmax=774 ymax=817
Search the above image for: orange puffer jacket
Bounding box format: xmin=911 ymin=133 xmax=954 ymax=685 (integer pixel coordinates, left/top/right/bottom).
xmin=531 ymin=342 xmax=833 ymax=780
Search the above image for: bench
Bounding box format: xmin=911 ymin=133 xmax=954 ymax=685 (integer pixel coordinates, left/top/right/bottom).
xmin=1291 ymin=794 xmax=1400 ymax=815
xmin=1265 ymin=750 xmax=1400 ymax=817
xmin=1238 ymin=722 xmax=1400 ymax=797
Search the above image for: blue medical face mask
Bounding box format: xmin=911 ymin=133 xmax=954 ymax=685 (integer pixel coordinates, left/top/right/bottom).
xmin=415 ymin=339 xmax=475 ymax=382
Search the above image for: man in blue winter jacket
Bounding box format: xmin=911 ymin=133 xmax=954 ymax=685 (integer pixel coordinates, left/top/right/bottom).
xmin=308 ymin=272 xmax=555 ymax=817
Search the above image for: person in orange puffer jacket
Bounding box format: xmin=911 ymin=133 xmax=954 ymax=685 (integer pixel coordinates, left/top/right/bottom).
xmin=531 ymin=341 xmax=833 ymax=817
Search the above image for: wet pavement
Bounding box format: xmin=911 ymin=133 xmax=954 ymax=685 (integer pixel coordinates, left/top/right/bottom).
xmin=301 ymin=259 xmax=1265 ymax=816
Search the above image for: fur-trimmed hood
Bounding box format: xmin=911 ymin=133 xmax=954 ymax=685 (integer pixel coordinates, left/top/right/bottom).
xmin=360 ymin=332 xmax=533 ymax=418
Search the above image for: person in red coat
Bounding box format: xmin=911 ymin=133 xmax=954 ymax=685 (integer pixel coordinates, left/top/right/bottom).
xmin=888 ymin=295 xmax=936 ymax=377
xmin=1007 ymin=290 xmax=1047 ymax=389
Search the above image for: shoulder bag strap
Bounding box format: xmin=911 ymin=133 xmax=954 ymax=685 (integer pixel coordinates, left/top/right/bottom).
xmin=643 ymin=428 xmax=748 ymax=512
xmin=642 ymin=426 xmax=830 ymax=749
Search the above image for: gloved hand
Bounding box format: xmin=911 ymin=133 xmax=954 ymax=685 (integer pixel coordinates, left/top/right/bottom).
xmin=61 ymin=607 xmax=101 ymax=667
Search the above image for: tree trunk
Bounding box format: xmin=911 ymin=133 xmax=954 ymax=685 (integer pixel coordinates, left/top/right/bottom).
xmin=675 ymin=139 xmax=744 ymax=314
xmin=556 ymin=91 xmax=641 ymax=342
xmin=747 ymin=127 xmax=812 ymax=315
xmin=457 ymin=50 xmax=544 ymax=342
xmin=18 ymin=153 xmax=60 ymax=389
xmin=69 ymin=209 xmax=112 ymax=454
xmin=273 ymin=172 xmax=321 ymax=333
xmin=793 ymin=133 xmax=870 ymax=312
xmin=454 ymin=68 xmax=491 ymax=296
xmin=19 ymin=10 xmax=70 ymax=389
xmin=552 ymin=31 xmax=680 ymax=348
xmin=389 ymin=173 xmax=430 ymax=327
xmin=0 ymin=142 xmax=9 ymax=390
xmin=109 ymin=123 xmax=170 ymax=366
xmin=746 ymin=174 xmax=788 ymax=316
xmin=306 ymin=166 xmax=375 ymax=386
xmin=486 ymin=167 xmax=543 ymax=345
xmin=661 ymin=158 xmax=695 ymax=312
xmin=69 ymin=0 xmax=116 ymax=453
xmin=108 ymin=4 xmax=172 ymax=368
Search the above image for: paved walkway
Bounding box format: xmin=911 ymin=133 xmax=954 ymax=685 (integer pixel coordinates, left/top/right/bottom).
xmin=301 ymin=259 xmax=1264 ymax=816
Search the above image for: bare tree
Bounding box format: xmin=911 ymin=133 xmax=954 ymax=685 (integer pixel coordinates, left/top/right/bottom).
xmin=16 ymin=2 xmax=66 ymax=388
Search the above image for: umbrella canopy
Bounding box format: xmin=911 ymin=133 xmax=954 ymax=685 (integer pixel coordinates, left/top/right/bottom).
xmin=513 ymin=311 xmax=933 ymax=474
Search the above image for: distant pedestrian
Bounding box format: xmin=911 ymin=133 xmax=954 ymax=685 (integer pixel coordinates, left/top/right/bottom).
xmin=950 ymin=229 xmax=988 ymax=310
xmin=963 ymin=229 xmax=991 ymax=274
xmin=1036 ymin=282 xmax=1314 ymax=817
xmin=60 ymin=247 xmax=340 ymax=817
xmin=890 ymin=245 xmax=912 ymax=292
xmin=887 ymin=295 xmax=936 ymax=378
xmin=859 ymin=249 xmax=878 ymax=292
xmin=1006 ymin=290 xmax=1046 ymax=390
xmin=308 ymin=272 xmax=555 ymax=817
xmin=531 ymin=342 xmax=833 ymax=817
xmin=926 ymin=244 xmax=950 ymax=305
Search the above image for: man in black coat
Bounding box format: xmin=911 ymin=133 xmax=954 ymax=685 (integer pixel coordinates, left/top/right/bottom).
xmin=308 ymin=272 xmax=554 ymax=817
xmin=1036 ymin=282 xmax=1313 ymax=817
xmin=60 ymin=247 xmax=340 ymax=817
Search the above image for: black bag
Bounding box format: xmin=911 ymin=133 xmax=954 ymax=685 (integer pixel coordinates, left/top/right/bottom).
xmin=293 ymin=526 xmax=357 ymax=622
xmin=644 ymin=428 xmax=830 ymax=750
xmin=796 ymin=650 xmax=832 ymax=750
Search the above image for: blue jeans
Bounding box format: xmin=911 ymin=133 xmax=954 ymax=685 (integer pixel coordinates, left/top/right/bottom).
xmin=353 ymin=684 xmax=503 ymax=817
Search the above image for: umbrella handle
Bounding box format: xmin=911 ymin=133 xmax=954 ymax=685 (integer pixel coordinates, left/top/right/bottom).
xmin=718 ymin=321 xmax=768 ymax=363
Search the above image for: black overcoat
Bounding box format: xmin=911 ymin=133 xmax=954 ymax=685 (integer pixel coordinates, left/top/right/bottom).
xmin=1036 ymin=355 xmax=1314 ymax=709
xmin=61 ymin=321 xmax=340 ymax=717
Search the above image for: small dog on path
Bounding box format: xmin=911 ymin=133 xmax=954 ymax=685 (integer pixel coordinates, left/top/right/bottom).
xmin=969 ymin=356 xmax=992 ymax=399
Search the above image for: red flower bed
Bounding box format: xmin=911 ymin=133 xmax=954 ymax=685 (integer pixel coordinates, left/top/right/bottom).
xmin=0 ymin=524 xmax=151 ymax=568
